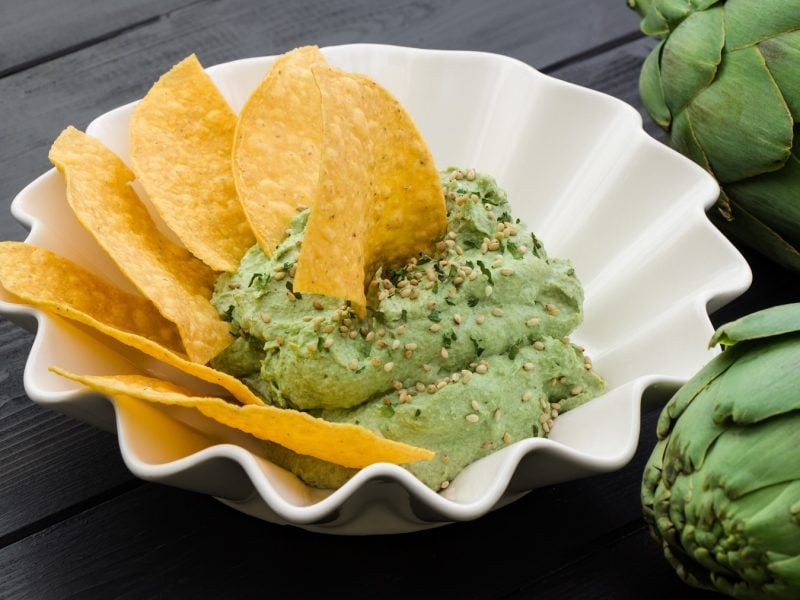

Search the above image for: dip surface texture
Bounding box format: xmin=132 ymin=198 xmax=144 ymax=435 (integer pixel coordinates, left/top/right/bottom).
xmin=211 ymin=169 xmax=604 ymax=489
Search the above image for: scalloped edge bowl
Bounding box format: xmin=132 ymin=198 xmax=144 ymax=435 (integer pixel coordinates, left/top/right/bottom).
xmin=0 ymin=44 xmax=751 ymax=534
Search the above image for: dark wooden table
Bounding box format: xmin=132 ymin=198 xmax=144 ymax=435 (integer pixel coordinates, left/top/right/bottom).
xmin=2 ymin=2 xmax=798 ymax=598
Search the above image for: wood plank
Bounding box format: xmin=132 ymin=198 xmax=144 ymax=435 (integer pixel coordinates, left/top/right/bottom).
xmin=0 ymin=319 xmax=136 ymax=540
xmin=0 ymin=0 xmax=642 ymax=241
xmin=0 ymin=0 xmax=201 ymax=77
xmin=0 ymin=410 xmax=666 ymax=599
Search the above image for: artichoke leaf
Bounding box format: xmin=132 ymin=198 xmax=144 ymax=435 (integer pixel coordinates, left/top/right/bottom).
xmin=743 ymin=481 xmax=800 ymax=557
xmin=710 ymin=335 xmax=800 ymax=425
xmin=710 ymin=302 xmax=800 ymax=347
xmin=639 ymin=40 xmax=672 ymax=129
xmin=708 ymin=197 xmax=800 ymax=274
xmin=726 ymin=151 xmax=800 ymax=247
xmin=670 ymin=108 xmax=712 ymax=171
xmin=661 ymin=6 xmax=724 ymax=116
xmin=629 ymin=0 xmax=671 ymax=37
xmin=724 ymin=0 xmax=800 ymax=51
xmin=658 ymin=340 xmax=744 ymax=436
xmin=760 ymin=30 xmax=800 ymax=122
xmin=689 ymin=46 xmax=792 ymax=183
xmin=699 ymin=412 xmax=800 ymax=498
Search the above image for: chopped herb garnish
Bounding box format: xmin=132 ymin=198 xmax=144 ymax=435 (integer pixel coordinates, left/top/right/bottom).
xmin=442 ymin=331 xmax=456 ymax=349
xmin=508 ymin=338 xmax=524 ymax=360
xmin=248 ymin=272 xmax=270 ymax=289
xmin=282 ymin=261 xmax=294 ymax=272
xmin=467 ymin=296 xmax=480 ymax=307
xmin=506 ymin=241 xmax=523 ymax=260
xmin=285 ymin=280 xmax=302 ymax=299
xmin=530 ymin=233 xmax=547 ymax=258
xmin=445 ymin=298 xmax=456 ymax=306
xmin=317 ymin=337 xmax=324 ymax=352
xmin=471 ymin=336 xmax=485 ymax=357
xmin=432 ymin=280 xmax=439 ymax=294
xmin=476 ymin=260 xmax=494 ymax=285
xmin=400 ymin=309 xmax=408 ymax=323
xmin=428 ymin=309 xmax=442 ymax=322
xmin=222 ymin=305 xmax=235 ymax=322
xmin=380 ymin=404 xmax=395 ymax=417
xmin=414 ymin=408 xmax=422 ymax=418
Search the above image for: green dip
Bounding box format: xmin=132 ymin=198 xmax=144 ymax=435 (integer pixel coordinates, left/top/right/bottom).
xmin=211 ymin=168 xmax=604 ymax=490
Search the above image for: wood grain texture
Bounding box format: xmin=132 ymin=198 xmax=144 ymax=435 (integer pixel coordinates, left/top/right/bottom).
xmin=0 ymin=0 xmax=642 ymax=241
xmin=0 ymin=411 xmax=665 ymax=600
xmin=0 ymin=0 xmax=201 ymax=76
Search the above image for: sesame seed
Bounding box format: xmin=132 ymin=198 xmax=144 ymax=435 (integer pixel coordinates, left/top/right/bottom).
xmin=404 ymin=350 xmax=413 ymax=359
xmin=260 ymin=313 xmax=272 ymax=323
xmin=427 ymin=384 xmax=437 ymax=394
xmin=570 ymin=385 xmax=583 ymax=396
xmin=429 ymin=323 xmax=441 ymax=332
xmin=349 ymin=331 xmax=358 ymax=339
xmin=376 ymin=339 xmax=387 ymax=349
xmin=492 ymin=258 xmax=503 ymax=268
xmin=466 ymin=168 xmax=476 ymax=181
xmin=523 ymin=362 xmax=535 ymax=371
xmin=440 ymin=347 xmax=449 ymax=359
xmin=323 ymin=338 xmax=333 ymax=349
xmin=496 ymin=223 xmax=505 ymax=233
xmin=436 ymin=380 xmax=448 ymax=390
xmin=545 ymin=303 xmax=560 ymax=316
xmin=519 ymin=245 xmax=528 ymax=254
xmin=453 ymin=276 xmax=464 ymax=286
xmin=480 ymin=242 xmax=488 ymax=254
xmin=491 ymin=307 xmax=504 ymax=317
xmin=522 ymin=390 xmax=533 ymax=401
xmin=559 ymin=376 xmax=568 ymax=384
xmin=487 ymin=211 xmax=496 ymax=220
xmin=488 ymin=239 xmax=500 ymax=251
xmin=453 ymin=314 xmax=462 ymax=325
xmin=465 ymin=413 xmax=479 ymax=423
xmin=303 ymin=315 xmax=313 ymax=322
xmin=503 ymin=432 xmax=512 ymax=444
xmin=482 ymin=440 xmax=493 ymax=449
xmin=371 ymin=357 xmax=382 ymax=368
xmin=500 ymin=268 xmax=514 ymax=276
xmin=274 ymin=272 xmax=286 ymax=281
xmin=384 ymin=362 xmax=395 ymax=372
xmin=422 ymin=363 xmax=432 ymax=372
xmin=397 ymin=280 xmax=410 ymax=289
xmin=440 ymin=480 xmax=450 ymax=490
xmin=552 ymin=408 xmax=559 ymax=418
xmin=485 ymin=285 xmax=493 ymax=297
xmin=276 ymin=335 xmax=285 ymax=347
xmin=455 ymin=246 xmax=464 ymax=255
xmin=392 ymin=339 xmax=401 ymax=350
xmin=404 ymin=343 xmax=418 ymax=351
xmin=441 ymin=454 xmax=449 ymax=463
xmin=476 ymin=364 xmax=488 ymax=374
xmin=365 ymin=331 xmax=375 ymax=342
xmin=561 ymin=336 xmax=570 ymax=344
xmin=416 ymin=382 xmax=426 ymax=392
xmin=542 ymin=421 xmax=551 ymax=434
xmin=322 ymin=324 xmax=334 ymax=334
xmin=449 ymin=286 xmax=457 ymax=298
xmin=312 ymin=300 xmax=324 ymax=311
xmin=379 ymin=327 xmax=386 ymax=337
xmin=227 ymin=282 xmax=241 ymax=289
xmin=471 ymin=400 xmax=480 ymax=411
xmin=306 ymin=342 xmax=317 ymax=352
xmin=476 ymin=314 xmax=486 ymax=324
xmin=445 ymin=239 xmax=456 ymax=248
xmin=461 ymin=370 xmax=472 ymax=383
xmin=409 ymin=288 xmax=419 ymax=299
xmin=539 ymin=413 xmax=549 ymax=424
xmin=400 ymin=287 xmax=412 ymax=298
xmin=289 ymin=265 xmax=297 ymax=277
xmin=540 ymin=398 xmax=549 ymax=411
xmin=426 ymin=300 xmax=437 ymax=309
xmin=493 ymin=409 xmax=502 ymax=421
xmin=526 ymin=318 xmax=540 ymax=327
xmin=551 ymin=402 xmax=561 ymax=411
xmin=396 ymin=324 xmax=406 ymax=335
xmin=450 ymin=372 xmax=460 ymax=382
xmin=349 ymin=359 xmax=358 ymax=371
xmin=469 ymin=271 xmax=478 ymax=280
xmin=533 ymin=341 xmax=546 ymax=351
xmin=286 ymin=291 xmax=297 ymax=302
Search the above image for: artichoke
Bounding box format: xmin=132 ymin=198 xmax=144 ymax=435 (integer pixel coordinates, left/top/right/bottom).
xmin=643 ymin=303 xmax=800 ymax=598
xmin=629 ymin=0 xmax=800 ymax=272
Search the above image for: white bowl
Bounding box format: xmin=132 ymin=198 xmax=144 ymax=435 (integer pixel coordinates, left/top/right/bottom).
xmin=1 ymin=44 xmax=751 ymax=534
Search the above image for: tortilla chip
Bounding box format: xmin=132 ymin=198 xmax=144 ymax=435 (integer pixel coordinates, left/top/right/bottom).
xmin=51 ymin=368 xmax=435 ymax=468
xmin=233 ymin=46 xmax=327 ymax=254
xmin=49 ymin=126 xmax=230 ymax=364
xmin=0 ymin=242 xmax=182 ymax=353
xmin=0 ymin=242 xmax=264 ymax=406
xmin=293 ymin=66 xmax=446 ymax=315
xmin=130 ymin=54 xmax=254 ymax=272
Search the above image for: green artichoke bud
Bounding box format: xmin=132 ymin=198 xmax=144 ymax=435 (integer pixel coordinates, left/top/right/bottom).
xmin=642 ymin=303 xmax=800 ymax=598
xmin=628 ymin=0 xmax=800 ymax=272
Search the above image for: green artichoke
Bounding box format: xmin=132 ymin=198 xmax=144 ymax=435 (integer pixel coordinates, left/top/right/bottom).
xmin=628 ymin=0 xmax=800 ymax=272
xmin=643 ymin=303 xmax=800 ymax=598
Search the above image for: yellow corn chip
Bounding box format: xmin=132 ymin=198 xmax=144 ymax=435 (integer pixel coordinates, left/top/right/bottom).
xmin=49 ymin=126 xmax=230 ymax=364
xmin=0 ymin=242 xmax=182 ymax=353
xmin=130 ymin=54 xmax=254 ymax=272
xmin=0 ymin=242 xmax=264 ymax=406
xmin=233 ymin=46 xmax=327 ymax=254
xmin=293 ymin=66 xmax=446 ymax=315
xmin=51 ymin=368 xmax=434 ymax=468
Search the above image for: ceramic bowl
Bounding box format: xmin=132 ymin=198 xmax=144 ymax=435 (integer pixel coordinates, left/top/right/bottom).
xmin=0 ymin=44 xmax=751 ymax=534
